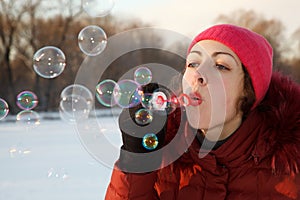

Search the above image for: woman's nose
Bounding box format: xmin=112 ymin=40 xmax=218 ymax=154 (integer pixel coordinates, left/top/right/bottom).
xmin=199 ymin=77 xmax=206 ymax=85
xmin=193 ymin=69 xmax=207 ymax=86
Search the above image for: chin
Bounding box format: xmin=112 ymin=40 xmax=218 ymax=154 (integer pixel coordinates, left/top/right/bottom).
xmin=185 ymin=105 xmax=211 ymax=130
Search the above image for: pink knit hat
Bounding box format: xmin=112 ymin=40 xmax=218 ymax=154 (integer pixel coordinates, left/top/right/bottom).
xmin=188 ymin=24 xmax=273 ymax=108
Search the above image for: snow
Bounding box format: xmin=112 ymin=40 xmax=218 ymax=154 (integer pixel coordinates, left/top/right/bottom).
xmin=0 ymin=109 xmax=123 ymax=200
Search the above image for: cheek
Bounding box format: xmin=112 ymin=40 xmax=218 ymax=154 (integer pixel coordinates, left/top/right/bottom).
xmin=224 ymin=80 xmax=244 ymax=112
xmin=182 ymin=69 xmax=190 ymax=79
xmin=182 ymin=70 xmax=192 ymax=88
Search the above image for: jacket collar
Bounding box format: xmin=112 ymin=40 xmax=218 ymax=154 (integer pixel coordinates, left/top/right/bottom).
xmin=186 ymin=109 xmax=262 ymax=168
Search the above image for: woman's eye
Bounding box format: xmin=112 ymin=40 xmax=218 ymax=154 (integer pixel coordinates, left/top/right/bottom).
xmin=216 ymin=64 xmax=229 ymax=70
xmin=187 ymin=63 xmax=199 ymax=68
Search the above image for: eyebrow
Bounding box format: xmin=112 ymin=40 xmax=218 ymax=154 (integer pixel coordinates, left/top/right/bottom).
xmin=212 ymin=51 xmax=239 ymax=66
xmin=189 ymin=50 xmax=240 ymax=66
xmin=189 ymin=50 xmax=202 ymax=56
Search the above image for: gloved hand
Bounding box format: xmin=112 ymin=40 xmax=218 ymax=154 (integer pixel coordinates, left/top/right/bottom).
xmin=117 ymin=83 xmax=169 ymax=173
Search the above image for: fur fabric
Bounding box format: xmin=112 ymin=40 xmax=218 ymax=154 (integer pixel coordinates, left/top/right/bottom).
xmin=257 ymin=72 xmax=300 ymax=175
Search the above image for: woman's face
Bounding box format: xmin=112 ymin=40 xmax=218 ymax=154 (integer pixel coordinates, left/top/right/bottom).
xmin=182 ymin=40 xmax=245 ymax=140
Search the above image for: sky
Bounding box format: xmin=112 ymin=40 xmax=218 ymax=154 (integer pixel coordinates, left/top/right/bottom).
xmin=111 ymin=0 xmax=300 ymax=38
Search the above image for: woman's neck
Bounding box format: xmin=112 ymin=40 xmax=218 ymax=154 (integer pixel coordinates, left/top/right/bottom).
xmin=203 ymin=113 xmax=243 ymax=141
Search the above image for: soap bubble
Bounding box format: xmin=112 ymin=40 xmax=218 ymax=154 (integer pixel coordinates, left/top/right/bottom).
xmin=0 ymin=98 xmax=9 ymax=120
xmin=61 ymin=84 xmax=93 ymax=110
xmin=134 ymin=108 xmax=153 ymax=126
xmin=95 ymin=79 xmax=117 ymax=107
xmin=141 ymin=93 xmax=153 ymax=109
xmin=152 ymin=88 xmax=177 ymax=114
xmin=33 ymin=46 xmax=66 ymax=79
xmin=134 ymin=66 xmax=152 ymax=85
xmin=60 ymin=84 xmax=93 ymax=123
xmin=141 ymin=88 xmax=177 ymax=114
xmin=9 ymin=144 xmax=31 ymax=158
xmin=78 ymin=25 xmax=107 ymax=56
xmin=142 ymin=133 xmax=158 ymax=150
xmin=16 ymin=91 xmax=38 ymax=110
xmin=151 ymin=91 xmax=168 ymax=111
xmin=177 ymin=93 xmax=190 ymax=107
xmin=16 ymin=110 xmax=40 ymax=129
xmin=113 ymin=79 xmax=141 ymax=108
xmin=82 ymin=0 xmax=115 ymax=17
xmin=141 ymin=90 xmax=167 ymax=111
xmin=59 ymin=95 xmax=90 ymax=123
xmin=47 ymin=167 xmax=69 ymax=181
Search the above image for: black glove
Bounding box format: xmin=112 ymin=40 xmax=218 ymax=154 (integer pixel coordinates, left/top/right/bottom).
xmin=117 ymin=83 xmax=169 ymax=173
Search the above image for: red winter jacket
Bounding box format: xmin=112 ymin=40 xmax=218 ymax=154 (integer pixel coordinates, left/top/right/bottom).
xmin=105 ymin=72 xmax=300 ymax=200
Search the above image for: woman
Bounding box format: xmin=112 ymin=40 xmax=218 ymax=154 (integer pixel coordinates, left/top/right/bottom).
xmin=105 ymin=24 xmax=300 ymax=199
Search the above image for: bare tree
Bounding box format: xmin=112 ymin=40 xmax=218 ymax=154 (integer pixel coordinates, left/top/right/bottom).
xmin=288 ymin=28 xmax=300 ymax=82
xmin=0 ymin=0 xmax=153 ymax=113
xmin=291 ymin=28 xmax=300 ymax=58
xmin=0 ymin=0 xmax=36 ymax=113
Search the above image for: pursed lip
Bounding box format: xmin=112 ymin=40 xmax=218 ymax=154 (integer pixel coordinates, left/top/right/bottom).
xmin=188 ymin=92 xmax=203 ymax=106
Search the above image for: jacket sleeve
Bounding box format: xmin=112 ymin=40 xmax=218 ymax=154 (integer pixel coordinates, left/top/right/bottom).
xmin=105 ymin=161 xmax=159 ymax=200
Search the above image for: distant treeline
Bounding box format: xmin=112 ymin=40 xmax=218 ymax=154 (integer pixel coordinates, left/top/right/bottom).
xmin=0 ymin=1 xmax=299 ymax=114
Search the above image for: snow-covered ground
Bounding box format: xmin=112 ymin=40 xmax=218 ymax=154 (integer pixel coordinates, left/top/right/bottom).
xmin=0 ymin=109 xmax=123 ymax=200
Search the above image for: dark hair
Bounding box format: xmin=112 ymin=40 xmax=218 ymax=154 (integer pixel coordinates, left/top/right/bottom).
xmin=239 ymin=65 xmax=256 ymax=119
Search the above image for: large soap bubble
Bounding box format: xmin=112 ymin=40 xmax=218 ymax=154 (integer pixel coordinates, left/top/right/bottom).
xmin=60 ymin=84 xmax=93 ymax=110
xmin=33 ymin=46 xmax=66 ymax=79
xmin=82 ymin=0 xmax=115 ymax=17
xmin=95 ymin=79 xmax=117 ymax=107
xmin=16 ymin=110 xmax=41 ymax=130
xmin=59 ymin=84 xmax=93 ymax=123
xmin=78 ymin=25 xmax=107 ymax=56
xmin=134 ymin=66 xmax=152 ymax=85
xmin=113 ymin=79 xmax=141 ymax=108
xmin=59 ymin=94 xmax=90 ymax=123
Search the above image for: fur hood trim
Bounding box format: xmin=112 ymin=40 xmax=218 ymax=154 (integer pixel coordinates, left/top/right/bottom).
xmin=257 ymin=72 xmax=300 ymax=175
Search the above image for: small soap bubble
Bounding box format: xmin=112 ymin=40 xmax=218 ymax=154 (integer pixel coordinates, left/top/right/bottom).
xmin=141 ymin=88 xmax=177 ymax=114
xmin=78 ymin=25 xmax=107 ymax=56
xmin=0 ymin=98 xmax=9 ymax=120
xmin=142 ymin=133 xmax=158 ymax=150
xmin=33 ymin=46 xmax=66 ymax=79
xmin=140 ymin=90 xmax=168 ymax=111
xmin=59 ymin=95 xmax=90 ymax=123
xmin=134 ymin=66 xmax=152 ymax=85
xmin=82 ymin=0 xmax=115 ymax=17
xmin=9 ymin=144 xmax=31 ymax=158
xmin=178 ymin=93 xmax=191 ymax=107
xmin=16 ymin=91 xmax=38 ymax=110
xmin=153 ymin=88 xmax=178 ymax=114
xmin=113 ymin=79 xmax=141 ymax=108
xmin=61 ymin=84 xmax=93 ymax=110
xmin=95 ymin=79 xmax=117 ymax=107
xmin=16 ymin=110 xmax=40 ymax=129
xmin=167 ymin=94 xmax=180 ymax=113
xmin=141 ymin=93 xmax=153 ymax=109
xmin=134 ymin=108 xmax=153 ymax=126
xmin=47 ymin=167 xmax=69 ymax=181
xmin=151 ymin=91 xmax=168 ymax=111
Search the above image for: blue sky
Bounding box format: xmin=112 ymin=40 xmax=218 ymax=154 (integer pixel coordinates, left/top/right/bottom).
xmin=111 ymin=0 xmax=300 ymax=38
